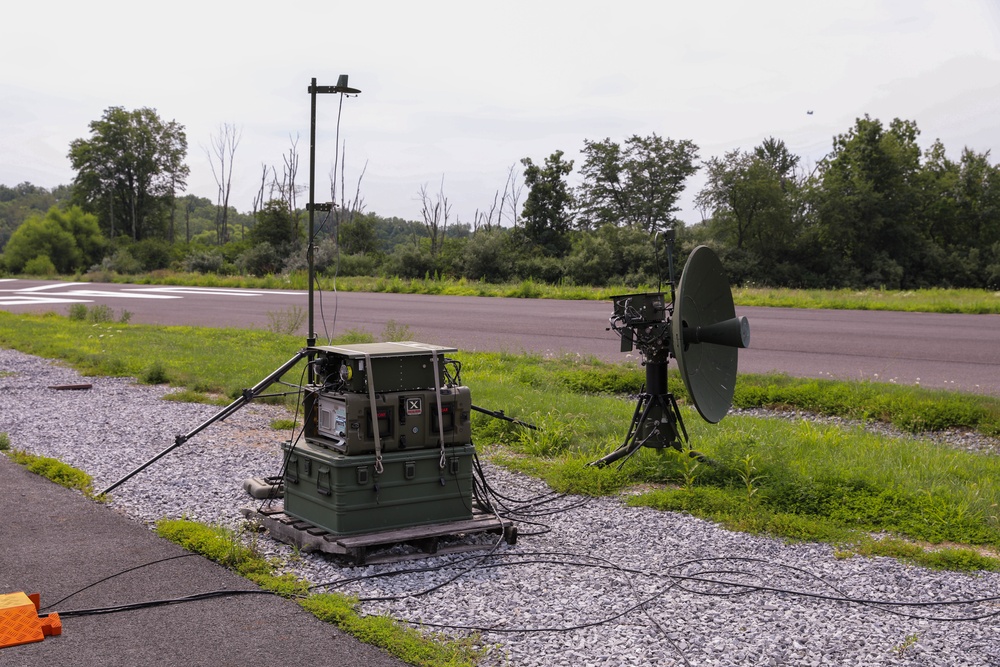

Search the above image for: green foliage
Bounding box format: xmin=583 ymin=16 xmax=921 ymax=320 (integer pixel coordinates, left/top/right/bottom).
xmin=578 ymin=133 xmax=699 ymax=233
xmin=0 ymin=433 xmax=10 ymax=451
xmin=68 ymin=106 xmax=189 ymax=241
xmin=237 ymin=241 xmax=284 ymax=277
xmin=383 ymin=242 xmax=435 ymax=279
xmin=140 ymin=360 xmax=171 ymax=384
xmin=182 ymin=248 xmax=225 ymax=273
xmin=66 ymin=303 xmax=131 ymax=324
xmin=23 ymin=255 xmax=58 ymax=276
xmin=5 ymin=300 xmax=1000 ymax=573
xmin=1 ymin=182 xmax=71 ymax=250
xmin=6 ymin=449 xmax=96 ymax=497
xmin=380 ymin=319 xmax=412 ymax=342
xmin=848 ymin=537 xmax=1000 ymax=572
xmin=521 ymin=150 xmax=575 ymax=257
xmin=154 ymin=518 xmax=482 ymax=665
xmin=90 ymin=246 xmax=143 ymax=275
xmin=696 ymin=138 xmax=804 ymax=284
xmin=733 ymin=374 xmax=1000 ymax=436
xmin=155 ymin=519 xmax=307 ymax=597
xmin=301 ymin=595 xmax=483 ymax=667
xmin=264 ymin=306 xmax=306 ymax=335
xmin=2 ymin=206 xmax=105 ymax=274
xmin=67 ymin=303 xmax=89 ymax=322
xmin=249 ymin=199 xmax=301 ymax=248
xmin=87 ymin=304 xmax=116 ymax=323
xmin=338 ymin=212 xmax=381 ymax=255
xmin=162 ymin=389 xmax=226 ymax=405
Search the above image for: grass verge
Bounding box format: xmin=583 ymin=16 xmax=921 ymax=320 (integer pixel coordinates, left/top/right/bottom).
xmin=4 ymin=311 xmax=1000 ymax=572
xmin=3 ymin=444 xmax=99 ymax=499
xmin=63 ymin=269 xmax=1000 ymax=314
xmin=155 ymin=519 xmax=483 ymax=666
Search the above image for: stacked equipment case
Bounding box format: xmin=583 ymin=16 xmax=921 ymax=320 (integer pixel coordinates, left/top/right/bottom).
xmin=283 ymin=342 xmax=475 ymax=535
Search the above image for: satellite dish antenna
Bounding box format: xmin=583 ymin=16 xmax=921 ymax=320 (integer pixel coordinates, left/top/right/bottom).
xmin=592 ymin=242 xmax=749 ymax=468
xmin=672 ymin=245 xmax=750 ymax=423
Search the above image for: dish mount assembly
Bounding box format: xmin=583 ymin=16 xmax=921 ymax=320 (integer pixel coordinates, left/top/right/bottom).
xmin=592 ymin=238 xmax=750 ymax=468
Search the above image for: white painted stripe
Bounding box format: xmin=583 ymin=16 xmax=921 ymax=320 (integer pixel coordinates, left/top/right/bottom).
xmin=0 ymin=296 xmax=93 ymax=306
xmin=124 ymin=287 xmax=263 ymax=297
xmin=125 ymin=287 xmax=306 ymax=296
xmin=15 ymin=282 xmax=87 ymax=292
xmin=64 ymin=290 xmax=181 ymax=300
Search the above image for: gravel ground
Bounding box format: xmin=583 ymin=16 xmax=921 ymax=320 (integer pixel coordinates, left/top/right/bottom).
xmin=3 ymin=347 xmax=1000 ymax=666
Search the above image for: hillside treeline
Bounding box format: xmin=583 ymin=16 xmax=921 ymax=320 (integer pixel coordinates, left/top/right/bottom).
xmin=2 ymin=111 xmax=998 ymax=289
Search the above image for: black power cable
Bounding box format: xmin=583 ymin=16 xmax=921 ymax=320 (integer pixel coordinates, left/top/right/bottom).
xmin=54 ymin=589 xmax=277 ymax=619
xmin=39 ymin=554 xmax=198 ymax=612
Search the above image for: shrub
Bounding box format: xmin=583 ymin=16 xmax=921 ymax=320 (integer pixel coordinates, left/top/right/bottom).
xmin=237 ymin=242 xmax=282 ymax=277
xmin=93 ymin=247 xmax=143 ymax=275
xmin=383 ymin=245 xmax=433 ymax=279
xmin=67 ymin=303 xmax=89 ymax=321
xmin=335 ymin=252 xmax=381 ymax=277
xmin=130 ymin=238 xmax=173 ymax=271
xmin=23 ymin=255 xmax=58 ymax=276
xmin=183 ymin=249 xmax=225 ymax=273
xmin=140 ymin=360 xmax=171 ymax=384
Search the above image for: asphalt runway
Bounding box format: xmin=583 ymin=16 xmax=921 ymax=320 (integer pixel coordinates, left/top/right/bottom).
xmin=2 ymin=278 xmax=999 ymax=396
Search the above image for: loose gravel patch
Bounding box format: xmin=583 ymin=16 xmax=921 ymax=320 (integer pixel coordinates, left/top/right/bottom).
xmin=3 ymin=347 xmax=999 ymax=666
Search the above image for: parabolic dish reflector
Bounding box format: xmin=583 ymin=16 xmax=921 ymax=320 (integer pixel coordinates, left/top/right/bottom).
xmin=670 ymin=246 xmax=747 ymax=423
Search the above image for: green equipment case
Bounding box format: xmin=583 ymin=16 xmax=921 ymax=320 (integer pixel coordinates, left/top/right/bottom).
xmin=280 ymin=440 xmax=475 ymax=535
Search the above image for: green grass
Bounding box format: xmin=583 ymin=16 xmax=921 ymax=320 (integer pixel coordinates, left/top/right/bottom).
xmin=155 ymin=519 xmax=482 ymax=666
xmin=301 ymin=595 xmax=483 ymax=667
xmin=4 ymin=310 xmax=1000 ymax=573
xmin=733 ymin=285 xmax=1000 ymax=314
xmin=155 ymin=518 xmax=307 ymax=597
xmin=4 ymin=447 xmax=98 ymax=498
xmin=460 ymin=350 xmax=1000 ymax=567
xmin=61 ymin=270 xmax=1000 ymax=314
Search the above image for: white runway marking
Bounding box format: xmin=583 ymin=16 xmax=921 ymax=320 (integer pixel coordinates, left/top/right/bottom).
xmin=0 ymin=296 xmax=93 ymax=306
xmin=63 ymin=290 xmax=181 ymax=300
xmin=0 ymin=280 xmax=304 ymax=307
xmin=12 ymin=282 xmax=88 ymax=292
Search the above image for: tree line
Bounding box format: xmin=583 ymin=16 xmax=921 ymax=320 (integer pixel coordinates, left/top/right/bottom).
xmin=2 ymin=106 xmax=999 ymax=289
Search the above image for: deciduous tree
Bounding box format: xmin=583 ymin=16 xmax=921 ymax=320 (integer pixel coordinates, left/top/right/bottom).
xmin=812 ymin=115 xmax=922 ymax=287
xmin=68 ymin=106 xmax=189 ymax=241
xmin=577 ymin=133 xmax=698 ymax=233
xmin=520 ymin=150 xmax=574 ymax=256
xmin=1 ymin=206 xmax=105 ymax=274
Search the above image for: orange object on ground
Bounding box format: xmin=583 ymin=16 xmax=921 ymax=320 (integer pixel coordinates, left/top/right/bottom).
xmin=0 ymin=592 xmax=62 ymax=648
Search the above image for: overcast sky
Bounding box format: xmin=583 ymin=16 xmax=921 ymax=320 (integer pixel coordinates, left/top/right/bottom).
xmin=4 ymin=0 xmax=1000 ymax=226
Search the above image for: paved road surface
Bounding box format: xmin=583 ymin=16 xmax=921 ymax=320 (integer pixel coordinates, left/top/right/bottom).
xmin=2 ymin=278 xmax=998 ymax=396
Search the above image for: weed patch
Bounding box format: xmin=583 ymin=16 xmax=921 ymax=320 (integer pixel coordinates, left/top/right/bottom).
xmin=301 ymin=595 xmax=483 ymax=667
xmin=154 ymin=518 xmax=306 ymax=597
xmin=6 ymin=448 xmax=96 ymax=497
xmin=155 ymin=518 xmax=481 ymax=665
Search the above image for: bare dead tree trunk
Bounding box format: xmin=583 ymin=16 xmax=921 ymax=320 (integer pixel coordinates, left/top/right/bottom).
xmin=419 ymin=177 xmax=451 ymax=257
xmin=501 ymin=163 xmax=523 ymax=227
xmin=206 ymin=123 xmax=242 ymax=245
xmin=252 ymin=163 xmax=268 ymax=219
xmin=476 ymin=190 xmax=501 ymax=232
xmin=328 ymin=144 xmax=368 ymax=254
xmin=281 ymin=136 xmax=300 ymax=213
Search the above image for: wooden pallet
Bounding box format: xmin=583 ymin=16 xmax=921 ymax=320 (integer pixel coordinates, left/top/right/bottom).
xmin=244 ymin=504 xmax=516 ymax=565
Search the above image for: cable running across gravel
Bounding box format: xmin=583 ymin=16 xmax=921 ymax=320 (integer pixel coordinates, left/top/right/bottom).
xmin=3 ymin=348 xmax=1000 ymax=666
